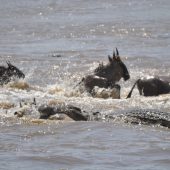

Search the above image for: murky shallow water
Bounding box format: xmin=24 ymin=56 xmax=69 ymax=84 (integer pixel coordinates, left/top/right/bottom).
xmin=0 ymin=122 xmax=170 ymax=170
xmin=0 ymin=0 xmax=170 ymax=169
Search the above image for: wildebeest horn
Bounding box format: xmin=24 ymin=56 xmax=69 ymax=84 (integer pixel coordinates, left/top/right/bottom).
xmin=113 ymin=51 xmax=116 ymax=60
xmin=108 ymin=55 xmax=113 ymax=62
xmin=116 ymin=48 xmax=119 ymax=56
xmin=115 ymin=48 xmax=121 ymax=61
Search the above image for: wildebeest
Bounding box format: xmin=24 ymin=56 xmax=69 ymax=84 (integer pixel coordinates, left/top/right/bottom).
xmin=78 ymin=48 xmax=130 ymax=96
xmin=0 ymin=61 xmax=25 ymax=85
xmin=127 ymin=76 xmax=170 ymax=98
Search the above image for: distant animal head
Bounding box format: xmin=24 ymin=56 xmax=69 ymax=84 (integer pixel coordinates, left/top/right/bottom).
xmin=6 ymin=61 xmax=25 ymax=79
xmin=94 ymin=48 xmax=130 ymax=83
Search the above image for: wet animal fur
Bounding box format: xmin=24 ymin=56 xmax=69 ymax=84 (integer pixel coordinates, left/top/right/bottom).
xmin=127 ymin=77 xmax=170 ymax=98
xmin=78 ymin=48 xmax=130 ymax=94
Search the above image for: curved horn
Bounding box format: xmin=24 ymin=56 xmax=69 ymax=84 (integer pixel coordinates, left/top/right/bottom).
xmin=116 ymin=48 xmax=119 ymax=56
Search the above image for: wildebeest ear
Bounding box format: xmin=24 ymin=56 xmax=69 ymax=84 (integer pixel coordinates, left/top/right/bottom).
xmin=108 ymin=55 xmax=113 ymax=62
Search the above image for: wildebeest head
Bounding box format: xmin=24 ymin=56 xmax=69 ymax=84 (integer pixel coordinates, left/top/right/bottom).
xmin=6 ymin=61 xmax=25 ymax=79
xmin=94 ymin=48 xmax=130 ymax=83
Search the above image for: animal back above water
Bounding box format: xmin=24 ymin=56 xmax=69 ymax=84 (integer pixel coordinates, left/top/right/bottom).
xmin=0 ymin=61 xmax=25 ymax=85
xmin=83 ymin=48 xmax=130 ymax=94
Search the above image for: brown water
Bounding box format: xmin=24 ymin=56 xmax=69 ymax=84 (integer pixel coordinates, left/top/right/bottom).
xmin=0 ymin=0 xmax=170 ymax=169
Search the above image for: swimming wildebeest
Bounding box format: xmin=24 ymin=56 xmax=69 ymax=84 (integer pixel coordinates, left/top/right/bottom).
xmin=78 ymin=48 xmax=130 ymax=96
xmin=0 ymin=61 xmax=25 ymax=85
xmin=127 ymin=76 xmax=170 ymax=98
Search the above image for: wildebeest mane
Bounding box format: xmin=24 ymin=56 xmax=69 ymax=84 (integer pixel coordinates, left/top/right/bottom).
xmin=94 ymin=62 xmax=109 ymax=76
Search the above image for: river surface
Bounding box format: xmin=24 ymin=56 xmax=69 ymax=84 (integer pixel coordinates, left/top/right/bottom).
xmin=0 ymin=0 xmax=170 ymax=169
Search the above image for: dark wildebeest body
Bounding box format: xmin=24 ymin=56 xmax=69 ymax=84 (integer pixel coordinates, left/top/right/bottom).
xmin=0 ymin=61 xmax=25 ymax=85
xmin=83 ymin=75 xmax=113 ymax=92
xmin=81 ymin=48 xmax=130 ymax=94
xmin=127 ymin=77 xmax=170 ymax=98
